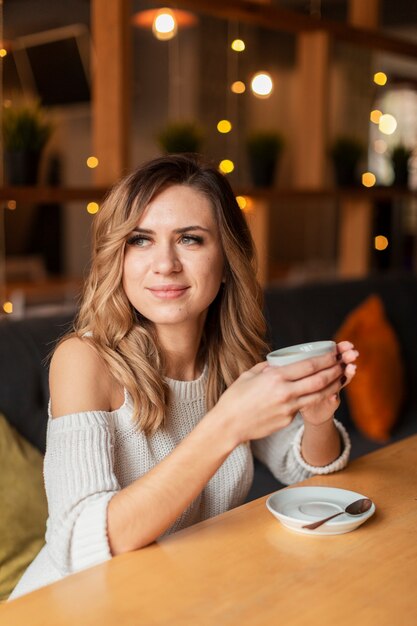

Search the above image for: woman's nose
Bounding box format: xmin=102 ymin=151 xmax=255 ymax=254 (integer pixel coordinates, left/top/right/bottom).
xmin=152 ymin=244 xmax=182 ymax=274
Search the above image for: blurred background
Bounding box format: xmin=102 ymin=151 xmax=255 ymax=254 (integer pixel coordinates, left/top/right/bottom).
xmin=1 ymin=0 xmax=417 ymax=317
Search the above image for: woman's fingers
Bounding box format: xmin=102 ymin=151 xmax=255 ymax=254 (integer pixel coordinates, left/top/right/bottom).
xmin=295 ymin=374 xmax=344 ymax=412
xmin=272 ymin=351 xmax=341 ymax=382
xmin=337 ymin=341 xmax=359 ymax=364
xmin=286 ymin=362 xmax=343 ymax=397
xmin=341 ymin=362 xmax=357 ymax=387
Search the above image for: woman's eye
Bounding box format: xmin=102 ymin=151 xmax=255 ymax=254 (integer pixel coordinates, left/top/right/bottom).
xmin=180 ymin=235 xmax=203 ymax=245
xmin=127 ymin=235 xmax=151 ymax=247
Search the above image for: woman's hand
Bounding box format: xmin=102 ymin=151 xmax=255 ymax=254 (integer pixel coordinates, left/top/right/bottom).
xmin=211 ymin=350 xmax=346 ymax=448
xmin=299 ymin=341 xmax=358 ymax=427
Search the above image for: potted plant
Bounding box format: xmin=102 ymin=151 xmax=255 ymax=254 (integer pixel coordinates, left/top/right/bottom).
xmin=330 ymin=136 xmax=365 ymax=187
xmin=246 ymin=131 xmax=284 ymax=188
xmin=2 ymin=101 xmax=53 ymax=185
xmin=389 ymin=144 xmax=413 ymax=188
xmin=157 ymin=121 xmax=204 ymax=154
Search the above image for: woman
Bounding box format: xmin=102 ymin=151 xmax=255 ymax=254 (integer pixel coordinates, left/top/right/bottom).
xmin=10 ymin=154 xmax=357 ymax=599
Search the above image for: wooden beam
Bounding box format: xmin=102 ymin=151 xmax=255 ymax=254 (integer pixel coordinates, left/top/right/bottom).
xmin=338 ymin=198 xmax=373 ymax=277
xmin=166 ymin=0 xmax=417 ymax=58
xmin=348 ymin=0 xmax=380 ymax=29
xmin=244 ymin=198 xmax=269 ymax=286
xmin=293 ymin=31 xmax=330 ymax=188
xmin=91 ymin=0 xmax=132 ymax=185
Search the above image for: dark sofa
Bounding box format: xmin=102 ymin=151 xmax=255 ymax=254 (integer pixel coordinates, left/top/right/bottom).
xmin=247 ymin=272 xmax=417 ymax=499
xmin=1 ymin=273 xmax=417 ymax=502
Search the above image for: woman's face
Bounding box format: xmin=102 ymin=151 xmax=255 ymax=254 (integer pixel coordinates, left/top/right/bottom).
xmin=123 ymin=184 xmax=225 ymax=334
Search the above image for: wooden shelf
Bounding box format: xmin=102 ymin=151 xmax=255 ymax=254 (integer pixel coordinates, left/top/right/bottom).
xmin=1 ymin=185 xmax=416 ymax=205
xmin=236 ymin=187 xmax=417 ymax=202
xmin=0 ymin=187 xmax=108 ymax=203
xmin=170 ymin=0 xmax=417 ymax=59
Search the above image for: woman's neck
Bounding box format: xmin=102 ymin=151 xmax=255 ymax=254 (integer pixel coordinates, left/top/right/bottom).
xmin=157 ymin=323 xmax=205 ymax=381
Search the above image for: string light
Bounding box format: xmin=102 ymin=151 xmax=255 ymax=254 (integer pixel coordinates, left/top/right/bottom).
xmin=2 ymin=301 xmax=13 ymax=314
xmin=362 ymin=172 xmax=376 ymax=187
xmin=379 ymin=114 xmax=397 ymax=135
xmin=236 ymin=195 xmax=254 ymax=213
xmin=231 ymin=39 xmax=245 ymax=52
xmin=370 ymin=110 xmax=382 ymax=124
xmin=375 ymin=235 xmax=389 ymax=251
xmin=86 ymin=156 xmax=99 ymax=169
xmin=0 ymin=48 xmax=6 ymax=57
xmin=217 ymin=120 xmax=232 ymax=134
xmin=250 ymin=72 xmax=273 ymax=98
xmin=374 ymin=72 xmax=387 ymax=86
xmin=231 ymin=81 xmax=246 ymax=94
xmin=87 ymin=202 xmax=100 ymax=214
xmin=219 ymin=159 xmax=234 ymax=174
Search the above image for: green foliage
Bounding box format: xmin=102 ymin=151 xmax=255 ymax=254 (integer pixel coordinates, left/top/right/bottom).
xmin=157 ymin=121 xmax=204 ymax=154
xmin=2 ymin=102 xmax=52 ymax=151
xmin=246 ymin=131 xmax=284 ymax=159
xmin=330 ymin=136 xmax=364 ymax=165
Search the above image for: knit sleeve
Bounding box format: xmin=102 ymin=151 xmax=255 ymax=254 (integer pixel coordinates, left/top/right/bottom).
xmin=43 ymin=410 xmax=120 ymax=576
xmin=251 ymin=413 xmax=351 ymax=485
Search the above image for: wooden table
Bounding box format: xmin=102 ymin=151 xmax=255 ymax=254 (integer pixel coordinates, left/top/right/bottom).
xmin=3 ymin=435 xmax=417 ymax=626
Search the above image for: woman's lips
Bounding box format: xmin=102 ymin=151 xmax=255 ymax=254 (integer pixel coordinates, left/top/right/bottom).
xmin=148 ymin=286 xmax=189 ymax=299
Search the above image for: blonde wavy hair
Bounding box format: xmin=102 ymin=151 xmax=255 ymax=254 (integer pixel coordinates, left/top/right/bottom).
xmin=73 ymin=154 xmax=268 ymax=434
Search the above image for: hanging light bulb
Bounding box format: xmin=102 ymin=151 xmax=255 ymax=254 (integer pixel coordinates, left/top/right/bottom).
xmin=250 ymin=72 xmax=273 ymax=98
xmin=374 ymin=72 xmax=388 ymax=86
xmin=217 ymin=120 xmax=232 ymax=134
xmin=231 ymin=81 xmax=246 ymax=94
xmin=379 ymin=114 xmax=397 ymax=135
xmin=152 ymin=8 xmax=178 ymax=41
xmin=231 ymin=39 xmax=245 ymax=52
xmin=132 ymin=9 xmax=197 ymax=39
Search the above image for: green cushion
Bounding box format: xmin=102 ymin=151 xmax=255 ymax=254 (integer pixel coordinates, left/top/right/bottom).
xmin=0 ymin=414 xmax=47 ymax=601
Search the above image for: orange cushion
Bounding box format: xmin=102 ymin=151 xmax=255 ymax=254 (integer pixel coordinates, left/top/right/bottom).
xmin=334 ymin=294 xmax=405 ymax=442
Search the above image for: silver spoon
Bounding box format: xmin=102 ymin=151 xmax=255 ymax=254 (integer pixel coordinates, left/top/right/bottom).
xmin=302 ymin=497 xmax=372 ymax=530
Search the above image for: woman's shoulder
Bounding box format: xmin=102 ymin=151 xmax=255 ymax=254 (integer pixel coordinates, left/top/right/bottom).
xmin=49 ymin=335 xmax=117 ymax=418
xmin=50 ymin=335 xmax=102 ymax=374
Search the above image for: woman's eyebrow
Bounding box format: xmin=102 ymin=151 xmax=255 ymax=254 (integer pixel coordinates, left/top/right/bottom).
xmin=131 ymin=225 xmax=211 ymax=234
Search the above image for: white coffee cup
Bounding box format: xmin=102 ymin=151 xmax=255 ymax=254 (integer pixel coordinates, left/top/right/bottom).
xmin=267 ymin=341 xmax=336 ymax=366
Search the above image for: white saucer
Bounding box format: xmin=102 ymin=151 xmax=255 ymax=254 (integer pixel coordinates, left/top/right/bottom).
xmin=266 ymin=486 xmax=375 ymax=535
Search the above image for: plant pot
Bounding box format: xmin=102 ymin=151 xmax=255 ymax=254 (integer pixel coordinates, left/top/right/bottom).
xmin=248 ymin=154 xmax=278 ymax=188
xmin=4 ymin=150 xmax=42 ymax=185
xmin=392 ymin=164 xmax=409 ymax=188
xmin=332 ymin=160 xmax=358 ymax=187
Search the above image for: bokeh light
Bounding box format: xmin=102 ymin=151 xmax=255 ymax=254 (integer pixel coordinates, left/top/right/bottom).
xmin=251 ymin=72 xmax=273 ymax=98
xmin=152 ymin=9 xmax=177 ymax=40
xmin=86 ymin=156 xmax=99 ymax=168
xmin=2 ymin=302 xmax=13 ymax=314
xmin=217 ymin=120 xmax=232 ymax=134
xmin=374 ymin=139 xmax=387 ymax=154
xmin=219 ymin=159 xmax=235 ymax=174
xmin=87 ymin=202 xmax=100 ymax=214
xmin=374 ymin=72 xmax=388 ymax=86
xmin=6 ymin=200 xmax=16 ymax=210
xmin=0 ymin=49 xmax=7 ymax=58
xmin=370 ymin=110 xmax=382 ymax=124
xmin=236 ymin=195 xmax=254 ymax=213
xmin=231 ymin=81 xmax=246 ymax=94
xmin=231 ymin=39 xmax=245 ymax=52
xmin=378 ymin=114 xmax=397 ymax=135
xmin=375 ymin=235 xmax=389 ymax=251
xmin=362 ymin=172 xmax=376 ymax=187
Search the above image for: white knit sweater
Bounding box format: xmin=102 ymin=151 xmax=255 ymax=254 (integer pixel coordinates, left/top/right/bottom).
xmin=10 ymin=365 xmax=350 ymax=600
